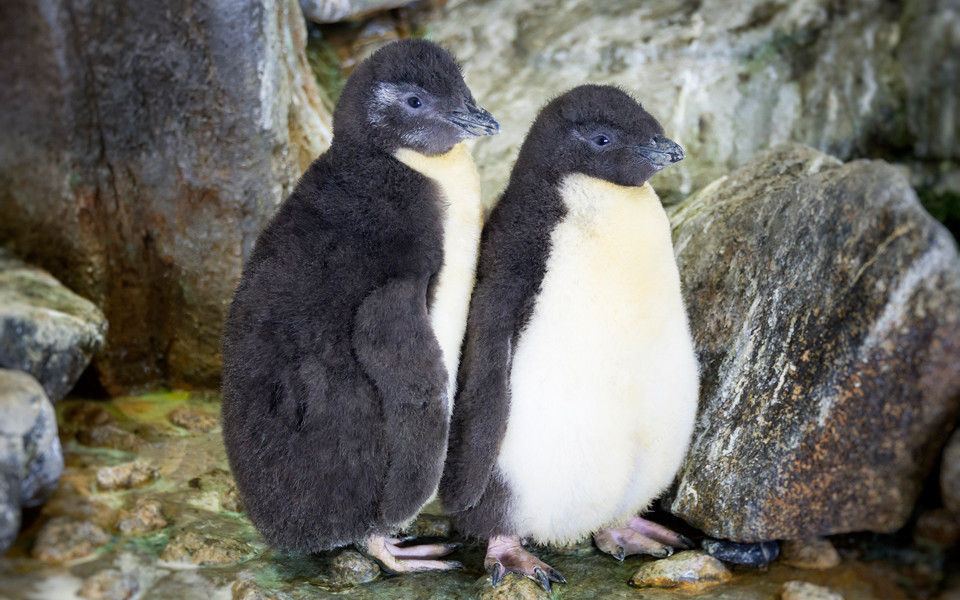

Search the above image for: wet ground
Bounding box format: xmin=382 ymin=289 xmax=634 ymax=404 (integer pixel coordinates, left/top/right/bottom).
xmin=1 ymin=392 xmax=957 ymax=600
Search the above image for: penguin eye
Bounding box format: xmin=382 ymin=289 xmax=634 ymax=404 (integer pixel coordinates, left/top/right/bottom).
xmin=593 ymin=135 xmax=610 ymax=146
xmin=406 ymin=97 xmax=423 ymax=109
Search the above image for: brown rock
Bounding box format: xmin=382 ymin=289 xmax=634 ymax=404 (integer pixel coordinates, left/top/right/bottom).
xmin=780 ymin=537 xmax=841 ymax=570
xmin=78 ymin=569 xmax=140 ymax=600
xmin=401 ymin=513 xmax=452 ymax=539
xmin=781 ymin=581 xmax=844 ymax=600
xmin=629 ymin=551 xmax=732 ymax=590
xmin=97 ymin=461 xmax=157 ymax=491
xmin=232 ymin=576 xmax=291 ymax=600
xmin=914 ymin=508 xmax=960 ymax=548
xmin=326 ymin=549 xmax=380 ymax=586
xmin=31 ymin=516 xmax=111 ymax=563
xmin=160 ymin=531 xmax=253 ymax=566
xmin=221 ymin=485 xmax=244 ymax=513
xmin=77 ymin=425 xmax=143 ymax=452
xmin=167 ymin=406 xmax=219 ymax=433
xmin=667 ymin=144 xmax=960 ymax=541
xmin=115 ymin=498 xmax=167 ymax=534
xmin=0 ymin=0 xmax=332 ymax=393
xmin=473 ymin=573 xmax=550 ymax=600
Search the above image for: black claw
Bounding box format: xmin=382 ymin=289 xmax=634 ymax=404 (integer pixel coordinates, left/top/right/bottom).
xmin=614 ymin=546 xmax=626 ymax=562
xmin=446 ymin=560 xmax=465 ymax=571
xmin=654 ymin=546 xmax=674 ymax=559
xmin=490 ymin=563 xmax=505 ymax=587
xmin=678 ymin=535 xmax=695 ymax=549
xmin=534 ymin=566 xmax=552 ymax=593
xmin=548 ymin=568 xmax=567 ymax=584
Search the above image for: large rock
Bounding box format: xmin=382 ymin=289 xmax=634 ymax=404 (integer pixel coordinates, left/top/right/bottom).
xmin=0 ymin=0 xmax=333 ymax=393
xmin=431 ymin=0 xmax=959 ymax=206
xmin=0 ymin=249 xmax=106 ymax=402
xmin=0 ymin=369 xmax=64 ymax=554
xmin=299 ymin=0 xmax=412 ymax=23
xmin=666 ymin=144 xmax=960 ymax=541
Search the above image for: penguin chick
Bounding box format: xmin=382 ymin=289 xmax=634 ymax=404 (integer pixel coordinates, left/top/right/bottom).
xmin=439 ymin=84 xmax=696 ymax=590
xmin=220 ymin=39 xmax=498 ymax=573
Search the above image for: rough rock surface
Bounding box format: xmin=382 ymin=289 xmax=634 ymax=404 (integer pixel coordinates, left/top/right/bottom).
xmin=702 ymin=538 xmax=779 ymax=567
xmin=299 ymin=0 xmax=412 ymax=23
xmin=0 ymin=249 xmax=106 ymax=402
xmin=97 ymin=461 xmax=157 ymax=491
xmin=942 ymin=428 xmax=960 ymax=516
xmin=0 ymin=369 xmax=63 ymax=553
xmin=0 ymin=0 xmax=333 ymax=393
xmin=666 ymin=144 xmax=960 ymax=541
xmin=78 ymin=569 xmax=141 ymax=600
xmin=325 ymin=550 xmax=380 ymax=586
xmin=431 ymin=0 xmax=960 ymax=206
xmin=115 ymin=498 xmax=167 ymax=534
xmin=629 ymin=551 xmax=732 ymax=590
xmin=31 ymin=516 xmax=111 ymax=563
xmin=473 ymin=574 xmax=550 ymax=600
xmin=167 ymin=405 xmax=219 ymax=433
xmin=160 ymin=531 xmax=253 ymax=566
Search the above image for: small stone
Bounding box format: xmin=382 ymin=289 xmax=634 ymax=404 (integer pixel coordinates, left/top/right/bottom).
xmin=160 ymin=531 xmax=253 ymax=566
xmin=221 ymin=485 xmax=244 ymax=513
xmin=31 ymin=516 xmax=111 ymax=562
xmin=115 ymin=498 xmax=167 ymax=534
xmin=78 ymin=569 xmax=140 ymax=600
xmin=702 ymin=538 xmax=779 ymax=567
xmin=629 ymin=550 xmax=732 ymax=590
xmin=473 ymin=573 xmax=549 ymax=599
xmin=66 ymin=401 xmax=116 ymax=429
xmin=326 ymin=549 xmax=379 ymax=586
xmin=780 ymin=537 xmax=841 ymax=570
xmin=97 ymin=461 xmax=157 ymax=491
xmin=914 ymin=509 xmax=960 ymax=548
xmin=77 ymin=425 xmax=143 ymax=452
xmin=401 ymin=513 xmax=452 ymax=538
xmin=167 ymin=406 xmax=219 ymax=433
xmin=781 ymin=580 xmax=844 ymax=600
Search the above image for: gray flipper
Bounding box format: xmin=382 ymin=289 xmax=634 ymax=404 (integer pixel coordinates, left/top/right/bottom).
xmin=353 ymin=277 xmax=449 ymax=525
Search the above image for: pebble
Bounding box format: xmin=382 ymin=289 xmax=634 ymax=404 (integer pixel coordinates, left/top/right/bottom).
xmin=221 ymin=485 xmax=244 ymax=513
xmin=702 ymin=537 xmax=780 ymax=566
xmin=401 ymin=513 xmax=452 ymax=538
xmin=781 ymin=580 xmax=844 ymax=600
xmin=97 ymin=461 xmax=157 ymax=491
xmin=78 ymin=569 xmax=140 ymax=600
xmin=31 ymin=516 xmax=111 ymax=562
xmin=629 ymin=550 xmax=732 ymax=590
xmin=160 ymin=531 xmax=253 ymax=566
xmin=780 ymin=537 xmax=841 ymax=569
xmin=115 ymin=498 xmax=167 ymax=534
xmin=232 ymin=577 xmax=291 ymax=600
xmin=913 ymin=508 xmax=960 ymax=548
xmin=167 ymin=406 xmax=219 ymax=433
xmin=325 ymin=549 xmax=380 ymax=586
xmin=473 ymin=573 xmax=550 ymax=599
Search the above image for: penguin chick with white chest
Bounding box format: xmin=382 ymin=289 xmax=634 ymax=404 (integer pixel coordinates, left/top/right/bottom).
xmin=439 ymin=85 xmax=697 ymax=590
xmin=220 ymin=39 xmax=498 ymax=572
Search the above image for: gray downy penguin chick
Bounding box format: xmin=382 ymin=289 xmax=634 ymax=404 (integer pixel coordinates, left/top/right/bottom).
xmin=439 ymin=84 xmax=696 ymax=590
xmin=220 ymin=39 xmax=498 ymax=572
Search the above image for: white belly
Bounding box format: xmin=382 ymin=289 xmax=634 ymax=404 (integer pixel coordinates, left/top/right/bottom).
xmin=395 ymin=142 xmax=483 ymax=409
xmin=496 ymin=174 xmax=699 ymax=544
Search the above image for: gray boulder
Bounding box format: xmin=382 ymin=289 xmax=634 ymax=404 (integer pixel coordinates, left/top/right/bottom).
xmin=431 ymin=0 xmax=959 ymax=206
xmin=300 ymin=0 xmax=412 ymax=23
xmin=0 ymin=0 xmax=333 ymax=394
xmin=666 ymin=144 xmax=960 ymax=541
xmin=0 ymin=249 xmax=106 ymax=403
xmin=0 ymin=369 xmax=64 ymax=554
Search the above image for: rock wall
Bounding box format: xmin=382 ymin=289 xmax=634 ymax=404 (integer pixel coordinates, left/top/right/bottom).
xmin=431 ymin=0 xmax=959 ymax=206
xmin=0 ymin=0 xmax=333 ymax=394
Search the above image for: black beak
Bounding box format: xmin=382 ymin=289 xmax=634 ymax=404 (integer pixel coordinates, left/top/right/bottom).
xmin=445 ymin=101 xmax=500 ymax=138
xmin=635 ymin=134 xmax=684 ymax=170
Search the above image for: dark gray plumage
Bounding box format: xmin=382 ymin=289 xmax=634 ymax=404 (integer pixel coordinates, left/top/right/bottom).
xmin=220 ymin=39 xmax=497 ymax=566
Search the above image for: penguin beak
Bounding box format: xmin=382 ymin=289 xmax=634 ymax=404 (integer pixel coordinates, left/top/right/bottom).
xmin=445 ymin=101 xmax=500 ymax=138
xmin=635 ymin=134 xmax=685 ymax=170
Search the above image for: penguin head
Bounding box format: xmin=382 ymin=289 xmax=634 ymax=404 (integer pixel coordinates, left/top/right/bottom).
xmin=333 ymin=39 xmax=499 ymax=156
xmin=516 ymin=85 xmax=683 ymax=188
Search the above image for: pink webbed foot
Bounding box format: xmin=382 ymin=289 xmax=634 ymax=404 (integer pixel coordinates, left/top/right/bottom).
xmin=484 ymin=535 xmax=566 ymax=592
xmin=360 ymin=534 xmax=462 ymax=574
xmin=594 ymin=516 xmax=694 ymax=561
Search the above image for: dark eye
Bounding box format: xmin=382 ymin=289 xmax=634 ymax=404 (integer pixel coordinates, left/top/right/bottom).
xmin=593 ymin=135 xmax=610 ymax=146
xmin=407 ymin=97 xmax=422 ymax=109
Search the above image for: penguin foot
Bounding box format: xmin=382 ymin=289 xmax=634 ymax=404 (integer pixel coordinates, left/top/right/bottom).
xmin=360 ymin=534 xmax=463 ymax=574
xmin=484 ymin=535 xmax=566 ymax=592
xmin=594 ymin=516 xmax=694 ymax=561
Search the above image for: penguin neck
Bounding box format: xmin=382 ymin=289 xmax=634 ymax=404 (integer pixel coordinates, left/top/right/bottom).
xmin=558 ymin=173 xmax=665 ymax=236
xmin=393 ymin=142 xmax=478 ymax=192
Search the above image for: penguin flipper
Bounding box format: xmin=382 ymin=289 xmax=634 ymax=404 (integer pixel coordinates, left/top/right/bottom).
xmin=439 ymin=283 xmax=516 ymax=513
xmin=353 ymin=277 xmax=449 ymax=526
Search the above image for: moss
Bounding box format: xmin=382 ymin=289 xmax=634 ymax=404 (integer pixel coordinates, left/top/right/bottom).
xmin=918 ymin=188 xmax=960 ymax=240
xmin=306 ymin=32 xmax=348 ymax=103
